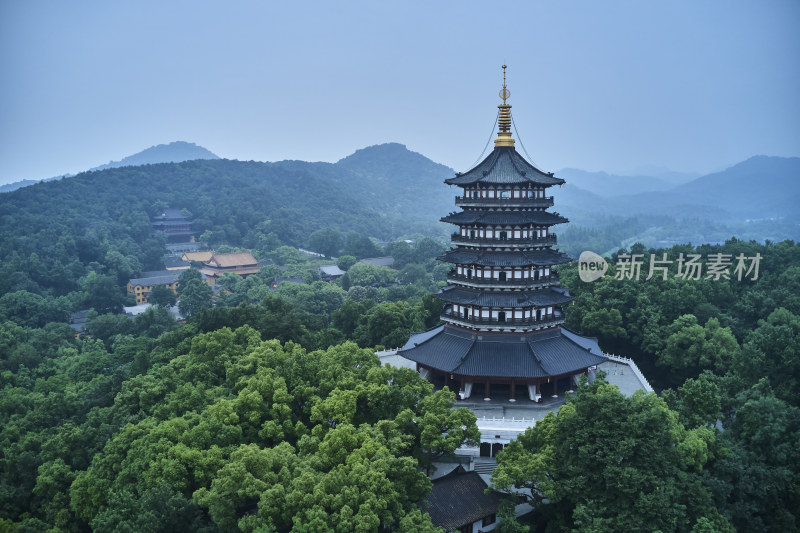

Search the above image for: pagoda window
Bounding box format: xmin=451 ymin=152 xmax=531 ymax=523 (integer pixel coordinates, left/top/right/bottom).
xmin=536 ymin=309 xmax=542 ymax=321
xmin=500 ymin=190 xmax=511 ymax=199
xmin=498 ymin=311 xmax=506 ymax=322
xmin=469 ymin=229 xmax=476 ymax=239
xmin=547 ymin=306 xmax=553 ymax=315
xmin=499 ymin=231 xmax=507 ymax=241
xmin=545 ymin=267 xmax=550 ymax=276
xmin=499 ymin=271 xmax=507 ymax=282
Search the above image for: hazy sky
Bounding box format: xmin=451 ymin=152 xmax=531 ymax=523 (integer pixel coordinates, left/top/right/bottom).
xmin=1 ymin=1 xmax=798 ymax=185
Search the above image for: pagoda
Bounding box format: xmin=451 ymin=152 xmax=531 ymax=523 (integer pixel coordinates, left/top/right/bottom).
xmin=399 ymin=67 xmax=606 ymax=402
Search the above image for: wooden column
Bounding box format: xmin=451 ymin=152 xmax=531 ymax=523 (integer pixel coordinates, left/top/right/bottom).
xmin=484 ymin=381 xmax=491 ymax=401
xmin=509 ymin=379 xmax=516 ymax=402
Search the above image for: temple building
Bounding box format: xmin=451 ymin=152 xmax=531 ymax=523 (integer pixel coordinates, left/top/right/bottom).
xmin=198 ymin=251 xmax=264 ymax=285
xmin=151 ymin=208 xmax=195 ymax=244
xmin=399 ymin=68 xmax=607 ymax=402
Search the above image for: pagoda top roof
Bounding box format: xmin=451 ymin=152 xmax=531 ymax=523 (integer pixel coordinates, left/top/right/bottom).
xmin=399 ymin=324 xmax=606 ymax=379
xmin=446 ymin=146 xmax=565 ymax=187
xmin=438 ymin=247 xmax=571 ymax=267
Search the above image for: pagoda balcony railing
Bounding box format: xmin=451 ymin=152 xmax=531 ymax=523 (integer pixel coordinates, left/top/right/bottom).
xmin=441 ymin=310 xmax=565 ymax=329
xmin=450 ymin=233 xmax=557 ymax=247
xmin=455 ymin=196 xmax=554 ymax=208
xmin=447 ymin=272 xmax=559 ymax=289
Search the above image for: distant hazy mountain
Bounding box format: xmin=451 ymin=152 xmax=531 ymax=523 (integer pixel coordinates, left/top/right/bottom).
xmin=0 ymin=179 xmax=42 ymax=193
xmin=91 ymin=141 xmax=219 ymax=171
xmin=334 ymin=143 xmax=454 ymax=227
xmin=556 ymin=168 xmax=674 ymax=197
xmin=0 ymin=141 xmax=219 ymax=193
xmin=606 ymin=156 xmax=800 ymax=220
xmin=672 ymin=156 xmax=800 ymax=217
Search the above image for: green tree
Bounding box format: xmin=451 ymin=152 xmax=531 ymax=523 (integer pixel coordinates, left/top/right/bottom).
xmin=178 ymin=279 xmax=213 ymax=317
xmin=707 ymin=389 xmax=800 ymax=532
xmin=492 ymin=378 xmax=729 ymax=533
xmin=176 ymin=268 xmax=203 ymax=296
xmin=342 ymin=233 xmax=382 ymax=259
xmin=659 ymin=315 xmax=740 ymax=387
xmin=346 ymin=262 xmax=397 ymax=288
xmin=414 ymin=388 xmax=480 ymax=475
xmin=336 ymin=254 xmax=357 ymax=271
xmin=307 ymin=227 xmax=344 ymax=258
xmin=81 ymin=271 xmax=125 ymax=313
xmin=148 ymin=284 xmax=177 ymax=307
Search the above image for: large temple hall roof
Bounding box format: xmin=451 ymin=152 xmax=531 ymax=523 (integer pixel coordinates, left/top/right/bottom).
xmin=399 ymin=324 xmax=606 ymax=379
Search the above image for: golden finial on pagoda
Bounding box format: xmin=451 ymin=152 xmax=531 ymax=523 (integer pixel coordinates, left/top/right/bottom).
xmin=495 ymin=64 xmax=515 ymax=147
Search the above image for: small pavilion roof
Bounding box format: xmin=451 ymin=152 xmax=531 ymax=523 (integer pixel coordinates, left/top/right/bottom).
xmin=446 ymin=146 xmax=565 ymax=187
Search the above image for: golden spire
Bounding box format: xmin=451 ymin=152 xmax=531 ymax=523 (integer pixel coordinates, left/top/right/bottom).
xmin=495 ymin=64 xmax=515 ymax=147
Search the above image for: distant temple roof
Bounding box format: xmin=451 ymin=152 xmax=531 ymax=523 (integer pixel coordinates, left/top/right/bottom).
xmin=400 ymin=325 xmax=606 ymax=379
xmin=205 ymin=252 xmax=258 ymax=268
xmin=271 ymin=275 xmax=306 ymax=289
xmin=358 ymin=256 xmax=395 ymax=268
xmin=319 ymin=264 xmax=345 ymax=277
xmin=152 ymin=208 xmax=188 ymax=221
xmin=446 ymin=147 xmax=565 ymax=187
xmin=129 ymin=271 xmax=179 ymax=286
xmin=183 ymin=251 xmax=214 ymax=263
xmin=424 ymin=466 xmax=508 ymax=530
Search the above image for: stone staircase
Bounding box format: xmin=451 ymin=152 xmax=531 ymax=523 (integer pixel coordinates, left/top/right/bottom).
xmin=472 ymin=460 xmax=497 ymax=475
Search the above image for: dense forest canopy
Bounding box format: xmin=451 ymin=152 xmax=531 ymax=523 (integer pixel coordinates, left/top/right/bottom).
xmin=0 ymin=148 xmax=798 ymax=531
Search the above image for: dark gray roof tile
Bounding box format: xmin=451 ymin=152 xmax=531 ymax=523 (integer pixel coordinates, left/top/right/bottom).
xmin=400 ymin=325 xmax=606 ymax=378
xmin=441 ymin=210 xmax=567 ymax=226
xmin=446 ymin=147 xmax=565 ymax=186
xmin=438 ymin=248 xmax=572 ymax=267
xmin=436 ymin=286 xmax=573 ymax=307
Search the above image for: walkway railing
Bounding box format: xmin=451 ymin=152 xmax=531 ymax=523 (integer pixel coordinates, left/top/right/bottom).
xmin=475 ymin=415 xmax=537 ymax=428
xmin=447 ymin=272 xmax=558 ymax=289
xmin=603 ymin=353 xmax=654 ymax=393
xmin=450 ymin=233 xmax=557 ymax=247
xmin=442 ymin=311 xmax=564 ymax=329
xmin=455 ymin=196 xmax=554 ymax=207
